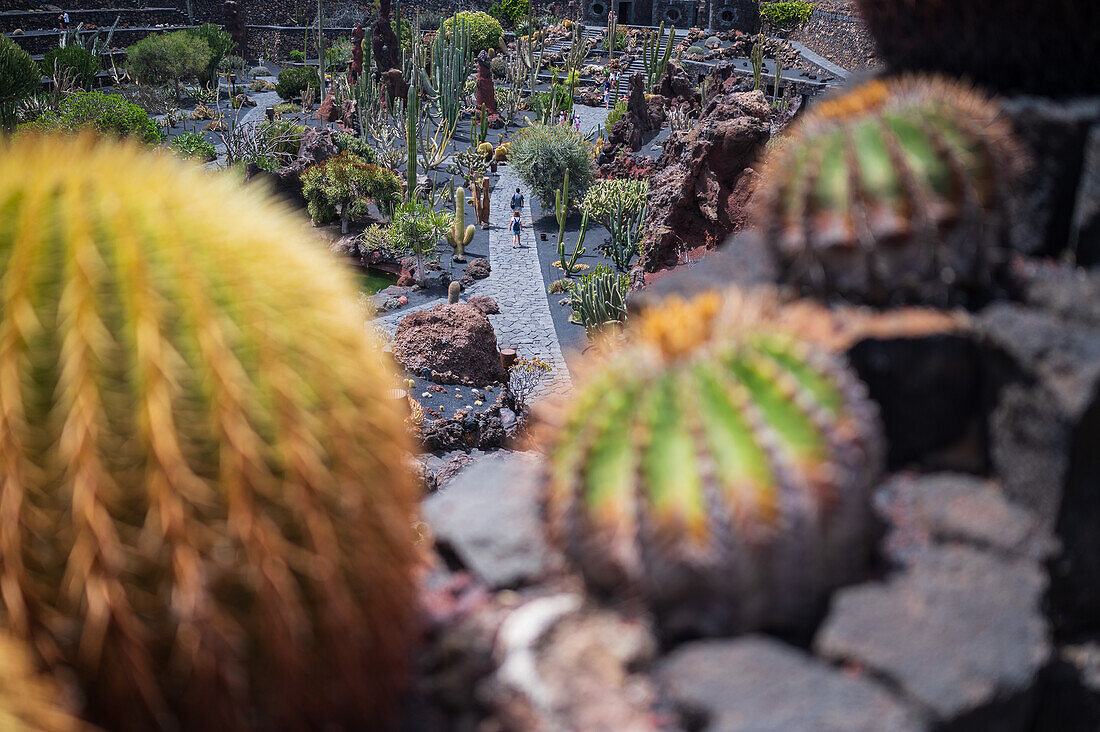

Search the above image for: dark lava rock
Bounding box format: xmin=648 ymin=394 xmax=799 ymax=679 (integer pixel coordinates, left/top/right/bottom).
xmin=466 ymin=257 xmax=491 ymax=280
xmin=393 ymin=302 xmax=507 ymax=385
xmin=274 ymin=126 xmax=340 ymax=196
xmin=419 ymin=411 xmax=505 ymax=452
xmin=422 ymin=452 xmax=556 ymax=589
xmin=598 ymin=71 xmax=667 ymax=164
xmin=815 ymin=546 xmax=1050 ymax=730
xmin=978 ymin=299 xmax=1100 ymax=631
xmin=466 ymin=295 xmax=500 ymax=315
xmin=1003 ymin=96 xmax=1100 ymax=260
xmin=874 ymin=473 xmax=1055 ymax=567
xmin=1036 ymin=641 xmax=1100 ymax=732
xmin=657 ymin=636 xmax=924 ymax=731
xmin=1071 ymin=126 xmax=1100 ymax=267
xmin=638 ymin=90 xmax=770 ymax=272
xmin=656 ymin=60 xmax=700 ymax=109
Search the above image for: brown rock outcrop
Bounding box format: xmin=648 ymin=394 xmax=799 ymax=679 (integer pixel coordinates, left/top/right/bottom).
xmin=393 ymin=303 xmax=508 ymax=385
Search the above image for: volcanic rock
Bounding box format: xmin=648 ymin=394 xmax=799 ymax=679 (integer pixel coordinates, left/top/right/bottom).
xmin=393 ymin=302 xmax=507 ymax=385
xmin=475 ymin=50 xmax=498 ymax=118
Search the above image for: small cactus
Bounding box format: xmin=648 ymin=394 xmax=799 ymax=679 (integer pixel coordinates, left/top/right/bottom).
xmin=752 ymin=75 xmax=1023 ymax=308
xmin=478 ymin=141 xmax=495 ymax=160
xmin=449 ymin=280 xmax=462 ymax=303
xmin=494 ymin=142 xmax=509 ymax=162
xmin=0 ymin=135 xmax=418 ymax=730
xmin=540 ymin=292 xmax=883 ymax=639
xmin=446 ymin=186 xmax=476 ymax=260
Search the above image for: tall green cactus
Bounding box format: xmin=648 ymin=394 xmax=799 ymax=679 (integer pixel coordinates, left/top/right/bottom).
xmin=605 ymin=199 xmax=645 ymax=272
xmin=420 ymin=15 xmax=470 ymax=129
xmin=643 ymin=22 xmax=675 ymax=91
xmin=0 ymin=134 xmax=418 ymax=730
xmin=568 ymin=264 xmax=628 ymax=336
xmin=446 ymin=186 xmax=475 ymax=260
xmin=406 ymin=81 xmax=417 ymax=201
xmin=540 ymin=291 xmax=883 ymax=639
xmin=607 ymin=10 xmax=617 ymax=61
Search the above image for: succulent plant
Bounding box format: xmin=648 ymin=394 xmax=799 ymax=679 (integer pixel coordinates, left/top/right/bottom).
xmin=752 ymin=76 xmax=1023 ymax=308
xmin=446 ymin=186 xmax=475 ymax=259
xmin=540 ymin=292 xmax=883 ymax=639
xmin=855 ymin=0 xmax=1100 ymax=97
xmin=494 ymin=142 xmax=510 ymax=162
xmin=0 ymin=36 xmax=43 ymax=131
xmin=449 ymin=280 xmax=462 ymax=303
xmin=0 ymin=134 xmax=418 ymax=730
xmin=478 ymin=141 xmax=495 ymax=160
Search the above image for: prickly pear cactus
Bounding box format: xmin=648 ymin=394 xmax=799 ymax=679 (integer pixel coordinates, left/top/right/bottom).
xmin=752 ymin=76 xmax=1022 ymax=308
xmin=0 ymin=135 xmax=418 ymax=730
xmin=540 ymin=292 xmax=883 ymax=639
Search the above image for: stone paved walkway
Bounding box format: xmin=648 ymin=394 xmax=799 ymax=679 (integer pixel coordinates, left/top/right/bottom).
xmin=373 ymin=169 xmax=572 ymax=400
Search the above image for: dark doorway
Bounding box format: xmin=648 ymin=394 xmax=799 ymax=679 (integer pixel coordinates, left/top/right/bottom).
xmin=617 ymin=1 xmax=632 ymax=23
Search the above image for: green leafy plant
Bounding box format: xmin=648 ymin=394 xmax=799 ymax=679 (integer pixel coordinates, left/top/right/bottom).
xmin=567 ymin=263 xmax=628 ymax=335
xmin=752 ymin=76 xmax=1022 ymax=307
xmin=335 ymin=130 xmax=378 ymax=162
xmin=325 ymin=36 xmax=353 ymax=69
xmin=257 ymin=118 xmax=306 ymax=157
xmin=508 ymin=122 xmax=596 ymax=208
xmin=301 ymin=152 xmax=403 ymax=232
xmin=605 ymin=98 xmax=628 ymax=128
xmin=186 ymin=22 xmax=237 ymax=85
xmin=579 ymin=178 xmax=648 ymax=228
xmin=276 ymin=66 xmax=321 ymax=99
xmin=40 ymin=45 xmax=100 ymax=90
xmin=541 ymin=291 xmax=884 ymax=640
xmin=387 ymin=198 xmax=454 ymax=284
xmin=273 ymin=100 xmax=299 ymax=114
xmin=441 ymin=11 xmax=503 ymax=54
xmin=289 ymin=49 xmax=305 ymax=62
xmin=20 ymin=90 xmax=162 ymax=143
xmin=0 ymin=36 xmax=40 ymax=131
xmin=760 ymin=1 xmax=815 ymax=28
xmin=0 ymin=134 xmax=418 ymax=730
xmin=168 ymin=130 xmax=216 ymax=161
xmin=218 ymin=53 xmax=247 ymax=74
xmin=126 ymin=31 xmax=212 ymax=101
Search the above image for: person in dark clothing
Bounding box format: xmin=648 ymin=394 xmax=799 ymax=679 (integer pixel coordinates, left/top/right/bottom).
xmin=509 ymin=188 xmax=524 ymax=211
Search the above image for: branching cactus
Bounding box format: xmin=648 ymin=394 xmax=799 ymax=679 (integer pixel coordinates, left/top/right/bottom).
xmin=0 ymin=135 xmax=418 ymax=731
xmin=447 ymin=186 xmax=475 ymax=260
xmin=539 ymin=292 xmax=883 ymax=639
xmin=752 ymin=75 xmax=1023 ymax=307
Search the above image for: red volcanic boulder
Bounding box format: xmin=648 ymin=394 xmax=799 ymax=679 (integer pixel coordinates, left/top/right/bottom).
xmin=393 ymin=303 xmax=508 ymax=385
xmin=467 ymin=295 xmax=500 ymax=315
xmin=475 ymin=50 xmax=498 ymax=118
xmin=349 ymin=23 xmax=364 ymax=83
xmin=638 ymin=90 xmax=771 ymax=272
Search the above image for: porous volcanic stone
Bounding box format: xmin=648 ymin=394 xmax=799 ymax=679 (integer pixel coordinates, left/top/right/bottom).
xmin=815 ymin=546 xmax=1050 ymax=729
xmin=657 ymin=636 xmax=924 ymax=731
xmin=423 ymin=452 xmax=555 ymax=589
xmin=467 ymin=295 xmax=500 ymax=315
xmin=466 ymin=257 xmax=491 ymax=279
xmin=393 ymin=302 xmax=507 ymax=385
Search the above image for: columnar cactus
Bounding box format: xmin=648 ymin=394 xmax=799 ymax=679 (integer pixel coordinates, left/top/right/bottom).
xmin=0 ymin=135 xmax=418 ymax=730
xmin=540 ymin=292 xmax=883 ymax=639
xmin=473 ymin=175 xmax=491 ymax=228
xmin=752 ymin=76 xmax=1023 ymax=308
xmin=446 ymin=186 xmax=475 ymax=260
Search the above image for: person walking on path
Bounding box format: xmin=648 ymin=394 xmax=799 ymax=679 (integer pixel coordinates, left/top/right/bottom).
xmin=602 ymin=74 xmax=611 ymax=108
xmin=510 ymin=187 xmax=524 ymax=211
xmin=510 ymin=210 xmax=523 ymax=248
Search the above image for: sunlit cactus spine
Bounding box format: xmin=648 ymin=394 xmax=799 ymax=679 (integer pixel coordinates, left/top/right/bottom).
xmin=752 ymin=75 xmax=1023 ymax=308
xmin=540 ymin=292 xmax=883 ymax=639
xmin=0 ymin=631 xmax=86 ymax=731
xmin=0 ymin=134 xmax=418 ymax=731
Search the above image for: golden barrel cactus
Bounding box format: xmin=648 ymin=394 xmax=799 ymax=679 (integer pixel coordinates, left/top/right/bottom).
xmin=539 ymin=293 xmax=883 ymax=639
xmin=0 ymin=135 xmax=418 ymax=730
xmin=752 ymin=76 xmax=1022 ymax=308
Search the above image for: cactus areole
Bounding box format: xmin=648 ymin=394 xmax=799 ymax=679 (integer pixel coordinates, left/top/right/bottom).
xmin=0 ymin=135 xmax=418 ymax=730
xmin=540 ymin=293 xmax=883 ymax=640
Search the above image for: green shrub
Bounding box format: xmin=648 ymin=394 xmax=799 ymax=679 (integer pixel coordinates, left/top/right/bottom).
xmin=325 ymin=36 xmax=353 ymax=69
xmin=169 ymin=130 xmax=216 ymax=161
xmin=568 ymin=263 xmax=629 ymax=335
xmin=579 ymin=178 xmax=649 ymax=228
xmin=186 ymin=22 xmax=237 ymax=84
xmin=532 ymin=82 xmax=573 ymax=118
xmin=760 ymin=1 xmax=814 ymax=28
xmin=21 ymin=90 xmax=162 ymax=143
xmin=276 ymin=66 xmax=320 ymax=100
xmin=335 ymin=131 xmax=378 ymax=163
xmin=0 ymin=36 xmax=41 ymax=131
xmin=257 ymin=118 xmax=306 ymax=157
xmin=682 ymin=45 xmax=706 ymax=57
xmin=508 ymin=122 xmax=595 ymax=208
xmin=40 ymin=45 xmax=100 ymax=89
xmin=126 ymin=31 xmax=212 ymax=98
xmin=218 ymin=54 xmax=247 ymax=74
xmin=489 ymin=0 xmax=529 ymax=24
xmin=605 ymin=98 xmax=628 ymax=128
xmin=441 ymin=11 xmax=503 ymax=54
xmin=289 ymin=49 xmax=305 ymax=62
xmin=301 ymin=153 xmax=403 ymax=228
xmin=601 ymin=29 xmax=626 ymax=50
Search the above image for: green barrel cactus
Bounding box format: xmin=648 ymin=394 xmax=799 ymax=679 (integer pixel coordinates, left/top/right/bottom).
xmin=0 ymin=134 xmax=418 ymax=730
xmin=540 ymin=292 xmax=883 ymax=639
xmin=752 ymin=76 xmax=1023 ymax=308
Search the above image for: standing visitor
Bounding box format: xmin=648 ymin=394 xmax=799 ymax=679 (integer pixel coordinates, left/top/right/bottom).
xmin=510 ymin=187 xmax=524 ymax=211
xmin=510 ymin=210 xmax=522 ymax=248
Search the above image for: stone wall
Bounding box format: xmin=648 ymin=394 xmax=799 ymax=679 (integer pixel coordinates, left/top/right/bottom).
xmin=786 ymin=1 xmax=878 ymax=72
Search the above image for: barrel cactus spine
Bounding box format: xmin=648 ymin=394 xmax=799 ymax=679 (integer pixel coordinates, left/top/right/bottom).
xmin=752 ymin=75 xmax=1023 ymax=308
xmin=539 ymin=291 xmax=883 ymax=639
xmin=0 ymin=134 xmax=418 ymax=730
